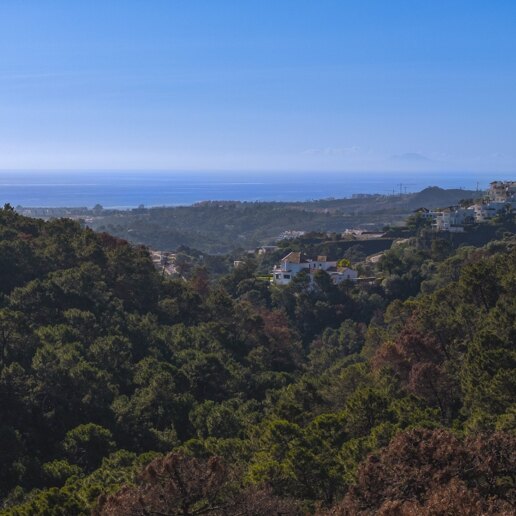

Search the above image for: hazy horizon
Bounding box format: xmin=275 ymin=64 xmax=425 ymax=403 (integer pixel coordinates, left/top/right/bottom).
xmin=0 ymin=169 xmax=499 ymax=209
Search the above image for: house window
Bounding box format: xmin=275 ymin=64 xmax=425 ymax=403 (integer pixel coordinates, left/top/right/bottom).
xmin=275 ymin=274 xmax=281 ymax=279
xmin=284 ymin=274 xmax=291 ymax=279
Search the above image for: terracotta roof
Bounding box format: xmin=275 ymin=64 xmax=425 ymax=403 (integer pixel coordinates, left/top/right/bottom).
xmin=282 ymin=251 xmax=302 ymax=264
xmin=317 ymin=255 xmax=327 ymax=262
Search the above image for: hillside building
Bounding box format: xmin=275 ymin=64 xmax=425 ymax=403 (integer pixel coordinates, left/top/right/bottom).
xmin=489 ymin=181 xmax=516 ymax=203
xmin=271 ymin=252 xmax=358 ymax=286
xmin=432 ymin=207 xmax=474 ymax=231
xmin=425 ymin=179 xmax=515 ymax=231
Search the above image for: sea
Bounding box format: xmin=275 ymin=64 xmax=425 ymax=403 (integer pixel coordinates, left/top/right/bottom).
xmin=0 ymin=170 xmax=502 ymax=209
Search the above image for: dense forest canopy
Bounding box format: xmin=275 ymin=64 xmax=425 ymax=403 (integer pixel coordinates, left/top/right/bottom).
xmin=0 ymin=205 xmax=514 ymax=514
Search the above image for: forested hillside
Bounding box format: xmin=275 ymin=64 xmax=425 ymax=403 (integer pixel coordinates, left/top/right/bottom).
xmin=84 ymin=186 xmax=479 ymax=253
xmin=0 ymin=205 xmax=514 ymax=515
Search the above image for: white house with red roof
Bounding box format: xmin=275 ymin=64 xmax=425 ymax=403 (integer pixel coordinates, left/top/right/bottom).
xmin=271 ymin=252 xmax=357 ymax=286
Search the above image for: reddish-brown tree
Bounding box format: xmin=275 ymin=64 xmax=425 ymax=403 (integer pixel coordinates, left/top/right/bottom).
xmin=259 ymin=308 xmax=303 ymax=372
xmin=95 ymin=453 xmax=301 ymax=515
xmin=373 ymin=322 xmax=458 ymax=420
xmin=323 ymin=428 xmax=515 ymax=515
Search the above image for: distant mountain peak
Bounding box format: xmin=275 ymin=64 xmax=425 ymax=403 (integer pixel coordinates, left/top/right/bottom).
xmin=391 ymin=152 xmax=433 ymax=163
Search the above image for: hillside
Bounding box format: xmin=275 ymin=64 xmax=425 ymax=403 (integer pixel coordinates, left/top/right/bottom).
xmin=407 ymin=186 xmax=478 ymax=208
xmin=16 ymin=186 xmax=479 ymax=253
xmin=84 ymin=187 xmax=479 ymax=253
xmin=0 ymin=205 xmax=514 ymax=514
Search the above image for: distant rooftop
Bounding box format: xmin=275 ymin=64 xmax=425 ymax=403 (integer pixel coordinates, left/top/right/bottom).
xmin=282 ymin=251 xmax=302 ymax=264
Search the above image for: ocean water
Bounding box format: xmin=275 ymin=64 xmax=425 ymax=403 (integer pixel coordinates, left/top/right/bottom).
xmin=0 ymin=170 xmax=500 ymax=209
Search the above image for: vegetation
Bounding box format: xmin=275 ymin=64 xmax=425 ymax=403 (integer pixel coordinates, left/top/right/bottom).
xmin=0 ymin=204 xmax=514 ymax=514
xmin=78 ymin=186 xmax=478 ymax=253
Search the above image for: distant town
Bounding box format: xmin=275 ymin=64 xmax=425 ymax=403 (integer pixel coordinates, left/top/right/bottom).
xmin=415 ymin=180 xmax=516 ymax=232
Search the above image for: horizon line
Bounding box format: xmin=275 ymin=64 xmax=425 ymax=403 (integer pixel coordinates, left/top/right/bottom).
xmin=0 ymin=168 xmax=512 ymax=175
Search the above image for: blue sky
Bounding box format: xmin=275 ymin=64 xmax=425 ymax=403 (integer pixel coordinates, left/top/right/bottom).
xmin=0 ymin=1 xmax=515 ymax=172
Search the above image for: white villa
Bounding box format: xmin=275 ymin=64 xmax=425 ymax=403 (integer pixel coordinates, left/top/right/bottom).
xmin=433 ymin=207 xmax=474 ymax=231
xmin=271 ymin=252 xmax=358 ymax=286
xmin=472 ymin=201 xmax=509 ymax=222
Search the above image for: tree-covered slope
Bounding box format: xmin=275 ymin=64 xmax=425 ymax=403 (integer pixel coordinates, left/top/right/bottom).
xmin=0 ymin=205 xmax=514 ymax=514
xmin=85 ymin=187 xmax=479 ymax=253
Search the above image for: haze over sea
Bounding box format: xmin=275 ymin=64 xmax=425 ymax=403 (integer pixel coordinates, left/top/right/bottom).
xmin=0 ymin=171 xmax=501 ymax=209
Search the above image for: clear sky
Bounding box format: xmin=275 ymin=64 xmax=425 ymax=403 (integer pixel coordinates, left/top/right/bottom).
xmin=1 ymin=1 xmax=515 ymax=172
